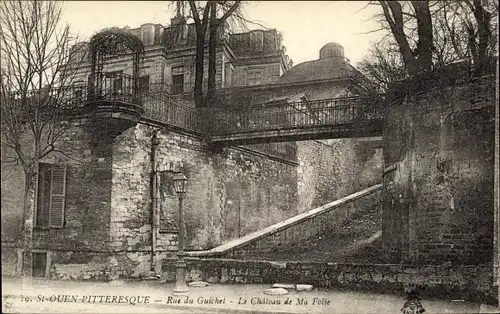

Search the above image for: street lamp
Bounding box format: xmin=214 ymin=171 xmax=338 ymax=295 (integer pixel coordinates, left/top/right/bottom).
xmin=172 ymin=172 xmax=188 ymax=295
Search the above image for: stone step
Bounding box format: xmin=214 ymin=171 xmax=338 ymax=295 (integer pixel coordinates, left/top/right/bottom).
xmin=296 ymin=284 xmax=313 ymax=292
xmin=271 ymin=283 xmax=295 ymax=289
xmin=271 ymin=283 xmax=313 ymax=291
xmin=188 ymin=281 xmax=211 ymax=287
xmin=186 ymin=184 xmax=383 ymax=258
xmin=263 ymin=288 xmax=288 ymax=295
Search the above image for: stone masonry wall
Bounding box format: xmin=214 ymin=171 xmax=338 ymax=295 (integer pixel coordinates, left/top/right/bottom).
xmin=1 ymin=122 xmax=118 ymax=278
xmin=297 ymin=140 xmax=382 ymax=210
xmin=1 ymin=247 xmax=18 ymax=276
xmin=383 ymin=71 xmax=496 ymax=265
xmin=1 ymin=122 xmax=381 ymax=280
xmin=160 ymin=258 xmax=497 ymax=303
xmin=109 ymin=121 xmax=383 ymax=259
xmin=1 ymin=123 xmax=113 ymax=251
xmin=32 ymin=125 xmax=113 ymax=253
xmin=109 ymin=123 xmax=300 ymax=257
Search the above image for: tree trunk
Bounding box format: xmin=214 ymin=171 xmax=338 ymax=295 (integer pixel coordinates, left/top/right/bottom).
xmin=380 ymin=1 xmax=418 ymax=76
xmin=188 ymin=0 xmax=211 ymax=108
xmin=207 ymin=3 xmax=218 ymax=105
xmin=412 ymin=1 xmax=433 ymax=72
xmin=472 ymin=0 xmax=492 ymax=76
xmin=194 ymin=30 xmax=206 ymax=108
xmin=21 ymin=171 xmax=36 ymax=278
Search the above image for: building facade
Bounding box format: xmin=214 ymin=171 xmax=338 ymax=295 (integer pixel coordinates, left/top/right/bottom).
xmin=68 ymin=18 xmax=292 ymax=100
xmin=1 ymin=19 xmax=382 ymax=280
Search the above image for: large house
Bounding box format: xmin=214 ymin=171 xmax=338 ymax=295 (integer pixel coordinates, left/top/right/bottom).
xmin=67 ymin=17 xmax=293 ymax=99
xmin=1 ymin=17 xmax=382 ymax=280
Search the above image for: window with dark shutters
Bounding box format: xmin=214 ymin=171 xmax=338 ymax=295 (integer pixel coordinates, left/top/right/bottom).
xmin=49 ymin=164 xmax=67 ymax=228
xmin=36 ymin=163 xmax=67 ymax=228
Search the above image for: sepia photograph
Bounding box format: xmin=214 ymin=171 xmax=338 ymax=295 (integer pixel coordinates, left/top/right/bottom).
xmin=1 ymin=0 xmax=499 ymax=313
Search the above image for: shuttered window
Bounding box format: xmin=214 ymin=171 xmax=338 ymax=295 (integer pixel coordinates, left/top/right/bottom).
xmin=36 ymin=163 xmax=67 ymax=228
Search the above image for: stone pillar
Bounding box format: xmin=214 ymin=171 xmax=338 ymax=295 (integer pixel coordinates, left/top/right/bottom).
xmin=382 ymin=64 xmax=496 ymax=265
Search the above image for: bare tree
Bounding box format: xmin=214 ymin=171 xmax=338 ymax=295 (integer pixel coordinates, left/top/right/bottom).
xmin=432 ymin=2 xmax=467 ymax=67
xmin=357 ymin=40 xmax=407 ymax=92
xmin=462 ymin=0 xmax=496 ymax=75
xmin=432 ymin=0 xmax=497 ymax=73
xmin=186 ymin=1 xmax=211 ymax=107
xmin=206 ymin=1 xmax=242 ymax=103
xmin=0 ymin=0 xmax=79 ymax=277
xmin=173 ymin=1 xmax=255 ymax=106
xmin=359 ymin=0 xmax=497 ymax=87
xmin=378 ymin=1 xmax=433 ymax=75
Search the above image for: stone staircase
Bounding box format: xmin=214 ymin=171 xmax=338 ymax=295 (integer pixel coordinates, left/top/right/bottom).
xmin=186 ymin=184 xmax=382 ymax=260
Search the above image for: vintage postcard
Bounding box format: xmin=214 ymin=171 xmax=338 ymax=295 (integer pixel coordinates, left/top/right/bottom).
xmin=1 ymin=1 xmax=499 ymax=313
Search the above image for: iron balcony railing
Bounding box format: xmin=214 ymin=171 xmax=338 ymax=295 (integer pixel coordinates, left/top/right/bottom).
xmin=4 ymin=84 xmax=91 ymax=120
xmin=5 ymin=78 xmax=382 ymax=163
xmin=141 ymin=94 xmax=201 ymax=133
xmin=88 ymin=71 xmax=141 ymax=105
xmin=147 ymin=82 xmax=204 ymax=95
xmin=202 ymin=96 xmax=383 ymax=136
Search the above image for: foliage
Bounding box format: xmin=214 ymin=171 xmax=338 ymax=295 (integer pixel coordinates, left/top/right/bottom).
xmin=357 ymin=40 xmax=407 ymax=92
xmin=88 ymin=27 xmax=145 ymax=57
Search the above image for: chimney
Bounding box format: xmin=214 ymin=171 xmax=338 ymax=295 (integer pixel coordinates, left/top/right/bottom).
xmin=141 ymin=24 xmax=155 ymax=46
xmin=277 ymin=32 xmax=283 ymax=50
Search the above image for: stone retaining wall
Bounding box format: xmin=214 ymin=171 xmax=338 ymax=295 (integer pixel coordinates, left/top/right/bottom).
xmin=161 ymin=258 xmax=497 ymax=303
xmin=383 ymin=69 xmax=496 ymax=265
xmin=0 ymin=245 xmax=174 ymax=280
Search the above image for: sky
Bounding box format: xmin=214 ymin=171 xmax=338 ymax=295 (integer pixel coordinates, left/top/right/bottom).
xmin=61 ymin=1 xmax=384 ymax=66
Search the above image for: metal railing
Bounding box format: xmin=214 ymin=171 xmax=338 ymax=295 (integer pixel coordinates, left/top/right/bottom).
xmin=88 ymin=71 xmax=141 ymax=105
xmin=5 ymin=78 xmax=383 ymax=149
xmin=3 ymin=85 xmax=91 ymax=120
xmin=202 ymin=96 xmax=383 ymax=136
xmin=142 ymin=94 xmax=201 ymax=133
xmin=147 ymin=82 xmax=201 ymax=95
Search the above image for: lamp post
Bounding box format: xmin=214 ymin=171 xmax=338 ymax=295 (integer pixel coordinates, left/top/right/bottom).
xmin=172 ymin=172 xmax=188 ymax=295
